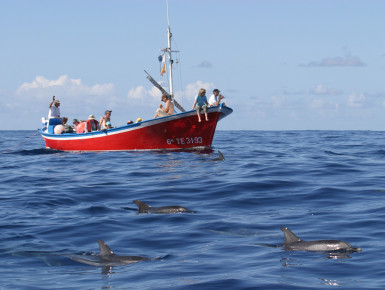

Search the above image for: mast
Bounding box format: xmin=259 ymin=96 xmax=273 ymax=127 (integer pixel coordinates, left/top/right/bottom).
xmin=167 ymin=25 xmax=174 ymax=98
xmin=146 ymin=1 xmax=185 ymax=112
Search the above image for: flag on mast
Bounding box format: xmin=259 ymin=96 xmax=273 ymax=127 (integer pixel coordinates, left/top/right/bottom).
xmin=161 ymin=63 xmax=167 ymax=76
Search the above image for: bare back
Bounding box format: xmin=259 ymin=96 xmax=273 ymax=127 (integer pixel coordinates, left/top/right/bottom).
xmin=164 ymin=100 xmax=174 ymax=115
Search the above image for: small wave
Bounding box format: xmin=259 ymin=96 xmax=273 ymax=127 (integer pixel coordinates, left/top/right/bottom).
xmin=5 ymin=148 xmax=63 ymax=155
xmin=324 ymin=150 xmax=344 ymax=156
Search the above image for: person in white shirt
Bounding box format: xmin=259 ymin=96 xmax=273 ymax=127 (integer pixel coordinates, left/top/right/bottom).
xmin=48 ymin=96 xmax=61 ymax=119
xmin=208 ymin=89 xmax=225 ymax=107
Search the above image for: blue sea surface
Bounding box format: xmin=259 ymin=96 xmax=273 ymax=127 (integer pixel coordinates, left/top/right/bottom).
xmin=1 ymin=130 xmax=385 ymax=289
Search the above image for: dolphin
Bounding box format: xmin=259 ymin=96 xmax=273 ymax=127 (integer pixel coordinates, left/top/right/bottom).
xmin=280 ymin=227 xmax=361 ymax=252
xmin=68 ymin=240 xmax=150 ymax=266
xmin=133 ymin=200 xmax=193 ymax=214
xmin=212 ymin=150 xmax=225 ymax=161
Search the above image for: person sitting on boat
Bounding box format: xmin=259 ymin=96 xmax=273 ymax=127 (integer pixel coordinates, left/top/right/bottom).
xmin=86 ymin=115 xmax=99 ymax=133
xmin=62 ymin=117 xmax=74 ymax=133
xmin=192 ymin=88 xmax=209 ymax=122
xmin=208 ymin=89 xmax=225 ymax=107
xmin=106 ymin=121 xmax=112 ymax=129
xmin=153 ymin=94 xmax=174 ymax=118
xmin=53 ymin=117 xmax=69 ymax=134
xmin=48 ymin=96 xmax=60 ymax=119
xmin=99 ymin=110 xmax=112 ymax=130
xmin=73 ymin=118 xmax=86 ymax=134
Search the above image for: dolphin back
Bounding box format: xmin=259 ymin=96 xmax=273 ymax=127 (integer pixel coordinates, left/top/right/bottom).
xmin=152 ymin=206 xmax=193 ymax=214
xmin=133 ymin=200 xmax=152 ymax=213
xmin=280 ymin=227 xmax=362 ymax=252
xmin=98 ymin=240 xmax=114 ymax=256
xmin=281 ymin=227 xmax=301 ymax=243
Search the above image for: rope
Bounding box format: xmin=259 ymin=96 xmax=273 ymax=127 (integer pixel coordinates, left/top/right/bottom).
xmin=2 ymin=130 xmax=41 ymax=154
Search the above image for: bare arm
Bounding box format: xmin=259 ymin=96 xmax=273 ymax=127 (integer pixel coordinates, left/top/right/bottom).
xmin=163 ymin=100 xmax=171 ymax=113
xmin=49 ymin=96 xmax=55 ymax=108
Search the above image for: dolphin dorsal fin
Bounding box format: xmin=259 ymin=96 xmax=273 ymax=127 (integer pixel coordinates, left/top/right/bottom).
xmin=281 ymin=227 xmax=301 ymax=243
xmin=97 ymin=240 xmax=114 ymax=256
xmin=218 ymin=150 xmax=225 ymax=160
xmin=133 ymin=200 xmax=151 ymax=211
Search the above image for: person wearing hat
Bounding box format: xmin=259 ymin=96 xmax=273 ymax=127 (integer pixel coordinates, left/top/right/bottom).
xmin=48 ymin=96 xmax=61 ymax=119
xmin=208 ymin=89 xmax=225 ymax=107
xmin=86 ymin=114 xmax=99 ymax=133
xmin=99 ymin=110 xmax=112 ymax=130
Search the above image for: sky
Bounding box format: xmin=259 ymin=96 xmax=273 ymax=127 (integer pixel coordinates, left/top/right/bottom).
xmin=1 ymin=0 xmax=385 ymax=130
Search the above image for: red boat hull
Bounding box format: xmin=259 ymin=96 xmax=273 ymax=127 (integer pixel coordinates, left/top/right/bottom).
xmin=40 ymin=106 xmax=232 ymax=151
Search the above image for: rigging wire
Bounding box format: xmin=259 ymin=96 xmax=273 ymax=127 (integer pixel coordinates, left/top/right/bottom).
xmin=2 ymin=130 xmax=40 ymax=154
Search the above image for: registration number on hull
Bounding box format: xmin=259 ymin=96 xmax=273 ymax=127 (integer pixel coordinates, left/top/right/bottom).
xmin=167 ymin=137 xmax=203 ymax=145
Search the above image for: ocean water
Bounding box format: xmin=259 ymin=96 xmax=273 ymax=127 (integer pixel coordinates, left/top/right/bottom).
xmin=1 ymin=130 xmax=385 ymax=289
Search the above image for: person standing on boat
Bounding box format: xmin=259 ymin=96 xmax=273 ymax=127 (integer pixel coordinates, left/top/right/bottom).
xmin=154 ymin=94 xmax=174 ymax=118
xmin=99 ymin=110 xmax=112 ymax=130
xmin=208 ymin=89 xmax=225 ymax=107
xmin=192 ymin=89 xmax=209 ymax=122
xmin=48 ymin=96 xmax=60 ymax=119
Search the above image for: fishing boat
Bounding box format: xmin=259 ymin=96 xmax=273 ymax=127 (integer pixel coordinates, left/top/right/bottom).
xmin=39 ymin=19 xmax=232 ymax=151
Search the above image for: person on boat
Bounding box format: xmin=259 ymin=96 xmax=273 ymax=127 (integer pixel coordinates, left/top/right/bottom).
xmin=99 ymin=110 xmax=112 ymax=130
xmin=85 ymin=115 xmax=99 ymax=133
xmin=192 ymin=88 xmax=209 ymax=122
xmin=208 ymin=89 xmax=225 ymax=107
xmin=154 ymin=94 xmax=175 ymax=118
xmin=62 ymin=117 xmax=74 ymax=133
xmin=48 ymin=96 xmax=60 ymax=119
xmin=53 ymin=117 xmax=68 ymax=134
xmin=106 ymin=121 xmax=112 ymax=129
xmin=73 ymin=118 xmax=86 ymax=134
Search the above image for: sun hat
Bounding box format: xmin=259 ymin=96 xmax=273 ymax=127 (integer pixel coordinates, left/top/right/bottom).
xmin=88 ymin=114 xmax=95 ymax=119
xmin=105 ymin=110 xmax=112 ymax=114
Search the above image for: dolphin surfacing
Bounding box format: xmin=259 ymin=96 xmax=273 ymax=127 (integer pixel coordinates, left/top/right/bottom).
xmin=133 ymin=200 xmax=193 ymax=214
xmin=280 ymin=227 xmax=361 ymax=252
xmin=68 ymin=240 xmax=150 ymax=266
xmin=212 ymin=150 xmax=225 ymax=161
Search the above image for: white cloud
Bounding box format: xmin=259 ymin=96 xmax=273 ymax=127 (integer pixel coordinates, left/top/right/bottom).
xmin=182 ymin=81 xmax=215 ymax=100
xmin=301 ymin=51 xmax=366 ymax=67
xmin=270 ymin=95 xmax=286 ymax=108
xmin=309 ymin=98 xmax=326 ymax=109
xmin=347 ymin=93 xmax=366 ymax=107
xmin=127 ymin=85 xmax=147 ymax=99
xmin=17 ymin=75 xmax=114 ymax=99
xmin=310 ymin=84 xmax=342 ymax=95
xmin=126 ymin=80 xmax=216 ymax=111
xmin=4 ymin=75 xmax=118 ymax=128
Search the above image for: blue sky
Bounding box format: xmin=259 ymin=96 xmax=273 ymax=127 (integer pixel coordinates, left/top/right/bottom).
xmin=1 ymin=0 xmax=384 ymax=130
